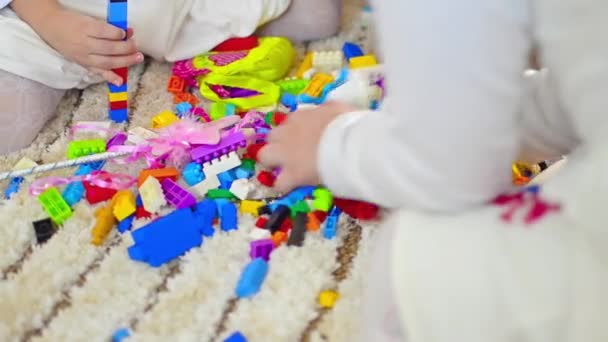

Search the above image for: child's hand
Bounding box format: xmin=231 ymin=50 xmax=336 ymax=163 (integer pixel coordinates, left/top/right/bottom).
xmin=39 ymin=7 xmax=143 ymax=85
xmin=258 ymin=102 xmax=356 ymax=192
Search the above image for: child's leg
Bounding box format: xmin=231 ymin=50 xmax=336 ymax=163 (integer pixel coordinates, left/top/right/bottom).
xmin=258 ymin=0 xmax=343 ymax=42
xmin=0 ymin=69 xmax=65 ymax=154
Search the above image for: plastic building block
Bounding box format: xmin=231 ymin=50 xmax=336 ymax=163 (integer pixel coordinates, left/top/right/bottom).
xmin=151 ymin=110 xmax=179 ymax=129
xmin=138 ymin=167 xmax=179 ymax=187
xmin=249 ymin=227 xmax=271 ymax=240
xmin=278 ymin=218 xmax=292 ymax=233
xmin=91 ymin=204 xmax=117 ymax=246
xmin=108 ymin=82 xmax=127 ymax=93
xmin=342 ymin=42 xmax=364 ymax=61
xmin=191 ymin=132 xmax=246 ymax=163
xmin=255 ymin=217 xmax=268 ymax=228
xmin=249 ymin=239 xmax=274 ymax=261
xmin=241 ymin=159 xmax=256 ymax=172
xmin=136 ymin=194 xmax=143 ymax=207
xmin=67 ymin=139 xmax=106 ymax=159
xmin=38 ymin=187 xmax=73 ymax=225
xmin=333 ymin=198 xmax=379 ymax=221
xmin=202 ymin=151 xmax=242 ymax=177
xmin=246 ymin=143 xmax=266 ymax=162
xmin=112 ymin=328 xmax=131 ymax=342
xmin=191 ymin=107 xmax=210 ymax=121
xmin=296 ymin=52 xmax=313 ymax=78
xmin=235 ymin=258 xmax=269 ymax=298
xmin=280 ymin=92 xmax=298 ymax=112
xmin=318 ymin=290 xmax=340 ymax=308
xmin=271 ymin=231 xmax=287 ymax=247
xmin=181 ymin=162 xmax=204 ymax=186
xmin=256 ymin=171 xmax=275 ymax=187
xmin=224 ymin=331 xmax=248 ymax=342
xmin=139 ymin=176 xmax=167 ymax=213
xmin=287 ymin=213 xmax=307 ymax=247
xmin=206 ymin=189 xmax=237 ymax=200
xmin=240 ymin=200 xmax=264 ymax=216
xmin=306 ymin=212 xmax=321 ymax=231
xmin=303 ymin=73 xmax=334 ymax=98
xmin=264 ymin=205 xmax=290 ymax=234
xmin=167 ymin=75 xmax=186 ymax=94
xmin=189 ymin=174 xmax=221 ymax=198
xmin=175 ymin=102 xmax=193 ymax=117
xmin=128 ymin=208 xmax=203 ymax=267
xmin=220 ymin=201 xmax=238 ymax=231
xmin=312 ymin=51 xmax=344 ymax=72
xmin=349 ymin=55 xmax=378 ymax=69
xmin=229 ymin=179 xmax=252 ymax=200
xmin=62 ymin=181 xmax=85 ymax=207
xmin=135 ymin=206 xmax=152 ymax=219
xmin=161 ymin=178 xmax=197 ymax=209
xmin=117 ymin=214 xmax=134 ymax=233
xmin=277 ymin=79 xmax=309 ymax=95
xmin=12 ymin=156 xmax=38 ymax=171
xmin=4 ymin=176 xmax=23 ymax=199
xmin=313 ymin=188 xmax=333 ymax=212
xmin=83 ymin=180 xmax=118 ymax=205
xmin=110 ymin=100 xmax=127 ymax=110
xmin=212 ymin=36 xmax=258 ymax=52
xmin=323 ymin=206 xmax=341 ymax=239
xmin=107 ymin=1 xmax=127 ymax=22
xmin=33 ymin=218 xmax=56 ymax=244
xmin=112 ymin=190 xmax=136 ymax=221
xmin=218 ymin=170 xmax=236 ymax=190
xmin=192 ymin=199 xmax=217 ymax=237
xmin=290 ymin=200 xmax=310 ymax=217
xmin=173 ymin=92 xmax=200 ymax=105
xmin=312 ymin=210 xmax=328 ymax=223
xmin=108 ymin=91 xmax=128 ymax=102
xmin=234 ymin=167 xmax=254 ymax=180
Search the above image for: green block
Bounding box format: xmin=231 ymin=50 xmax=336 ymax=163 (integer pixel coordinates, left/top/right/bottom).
xmin=313 ymin=187 xmax=333 ymax=212
xmin=265 ymin=112 xmax=275 ymax=127
xmin=67 ymin=139 xmax=106 ymax=159
xmin=38 ymin=187 xmax=72 ymax=225
xmin=210 ymin=102 xmax=227 ymax=121
xmin=241 ymin=159 xmax=256 ymax=172
xmin=206 ymin=189 xmax=237 ymax=200
xmin=290 ymin=200 xmax=310 ymax=217
xmin=277 ymin=79 xmax=310 ymax=95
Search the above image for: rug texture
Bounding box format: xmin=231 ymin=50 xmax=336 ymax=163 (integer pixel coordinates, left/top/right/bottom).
xmin=0 ymin=1 xmax=381 ymax=341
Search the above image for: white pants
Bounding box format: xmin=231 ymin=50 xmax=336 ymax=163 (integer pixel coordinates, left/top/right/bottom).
xmin=365 ymin=146 xmax=608 ymax=341
xmin=0 ymin=0 xmax=290 ymax=89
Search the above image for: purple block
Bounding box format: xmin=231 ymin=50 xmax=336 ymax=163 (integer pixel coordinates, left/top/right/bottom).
xmin=190 ymin=131 xmax=247 ymax=163
xmin=249 ymin=239 xmax=274 ymax=261
xmin=161 ymin=178 xmax=197 ymax=209
xmin=107 ymin=132 xmax=127 ymax=148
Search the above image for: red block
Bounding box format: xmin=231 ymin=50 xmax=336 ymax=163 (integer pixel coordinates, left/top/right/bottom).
xmin=246 ymin=143 xmax=266 ymax=162
xmin=135 ymin=206 xmax=152 ymax=219
xmin=167 ymin=75 xmax=186 ymax=94
xmin=212 ymin=36 xmax=259 ymax=52
xmin=257 ymin=171 xmax=275 ymax=187
xmin=112 ymin=67 xmax=128 ymax=84
xmin=84 ymin=181 xmax=118 ymax=205
xmin=255 ymin=217 xmax=268 ymax=228
xmin=312 ymin=210 xmax=328 ymax=223
xmin=109 ymin=100 xmax=128 ymax=110
xmin=279 ymin=219 xmax=292 ymax=233
xmin=334 ymin=198 xmax=380 ymax=221
xmin=273 ymin=112 xmax=287 ymax=126
xmin=173 ymin=92 xmax=200 ymax=105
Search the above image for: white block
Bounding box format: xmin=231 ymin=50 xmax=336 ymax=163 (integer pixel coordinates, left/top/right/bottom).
xmin=138 ymin=177 xmax=166 ymax=213
xmin=249 ymin=228 xmax=271 ymax=240
xmin=229 ymin=179 xmax=253 ymax=200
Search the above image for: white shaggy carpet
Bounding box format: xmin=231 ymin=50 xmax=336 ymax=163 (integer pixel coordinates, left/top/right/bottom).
xmin=0 ymin=1 xmax=381 ymax=341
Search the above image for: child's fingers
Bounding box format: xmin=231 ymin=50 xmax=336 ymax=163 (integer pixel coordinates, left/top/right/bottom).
xmin=88 ymin=67 xmax=123 ymax=86
xmin=88 ymin=52 xmax=144 ymax=70
xmin=87 ymin=20 xmax=127 ymax=40
xmin=89 ymin=39 xmax=138 ymax=56
xmin=126 ymin=28 xmax=135 ymax=39
xmin=273 ymin=171 xmax=296 ymax=194
xmin=257 ymin=144 xmax=285 ymax=169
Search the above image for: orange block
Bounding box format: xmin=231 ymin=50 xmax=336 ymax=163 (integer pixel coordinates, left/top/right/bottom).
xmin=138 ymin=168 xmax=179 ymax=187
xmin=306 ymin=212 xmax=321 ymax=231
xmin=271 ymin=231 xmax=287 ymax=247
xmin=167 ymin=76 xmax=186 ymax=94
xmin=173 ymin=92 xmax=200 ymax=106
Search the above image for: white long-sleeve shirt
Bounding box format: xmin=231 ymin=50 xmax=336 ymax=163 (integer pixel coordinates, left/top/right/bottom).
xmin=318 ymin=0 xmax=597 ymax=213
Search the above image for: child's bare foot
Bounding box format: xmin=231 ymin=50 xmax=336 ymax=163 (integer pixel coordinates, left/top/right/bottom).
xmin=259 ymin=0 xmax=342 ymax=42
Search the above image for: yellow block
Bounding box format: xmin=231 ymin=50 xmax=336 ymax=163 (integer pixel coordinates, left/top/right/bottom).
xmin=151 ymin=110 xmax=180 ymax=129
xmin=240 ymin=200 xmax=264 ymax=216
xmin=296 ymin=52 xmax=313 ymax=78
xmin=108 ymin=91 xmax=128 ymax=102
xmin=303 ymin=73 xmax=334 ymax=98
xmin=349 ymin=55 xmax=378 ymax=69
xmin=318 ymin=290 xmax=340 ymax=308
xmin=111 ymin=190 xmax=136 ymax=221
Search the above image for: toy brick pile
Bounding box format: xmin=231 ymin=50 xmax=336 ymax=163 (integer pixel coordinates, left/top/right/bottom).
xmin=3 ymin=31 xmax=384 ymax=341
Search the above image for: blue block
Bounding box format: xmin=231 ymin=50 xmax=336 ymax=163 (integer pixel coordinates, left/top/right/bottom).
xmin=342 ymin=42 xmax=364 ymax=61
xmin=112 ymin=328 xmax=130 ymax=342
xmin=62 ymin=182 xmax=85 ymax=207
xmin=4 ymin=177 xmax=24 ymax=199
xmin=108 ymin=82 xmax=128 ymax=93
xmin=108 ymin=2 xmax=128 ymax=22
xmin=224 ymin=332 xmax=247 ymax=342
xmin=175 ymin=102 xmax=193 ymax=117
xmin=286 ymin=186 xmax=316 ymax=201
xmin=225 ymin=103 xmax=236 ymax=116
xmin=220 ymin=202 xmax=238 ymax=232
xmin=183 ymin=162 xmax=204 ymax=186
xmin=236 ymin=258 xmax=269 ymax=298
xmin=323 ymin=206 xmax=342 ymax=240
xmin=75 ymin=165 xmax=94 ymax=176
xmin=117 ymin=215 xmax=135 ymax=233
xmin=298 ymin=93 xmax=324 ymax=105
xmin=110 ymin=108 xmax=128 ymax=123
xmin=128 ymin=208 xmax=203 ymax=267
xmin=280 ymin=93 xmax=298 ymax=112
xmin=234 ymin=167 xmax=254 ymax=180
xmin=83 ymin=160 xmax=105 ymax=172
xmin=217 ymin=171 xmax=235 ymax=190
xmin=136 ymin=195 xmax=143 ymax=207
xmin=108 ymin=20 xmax=128 ymax=31
xmin=193 ymin=199 xmax=217 ymax=237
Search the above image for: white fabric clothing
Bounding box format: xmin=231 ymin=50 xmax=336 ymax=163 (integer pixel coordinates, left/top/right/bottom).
xmin=0 ymin=0 xmax=290 ymax=89
xmin=317 ymin=0 xmax=608 ymax=341
xmin=0 ymin=0 xmax=10 ymax=10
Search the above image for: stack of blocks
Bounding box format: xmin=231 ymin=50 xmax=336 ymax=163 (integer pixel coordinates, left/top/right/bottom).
xmin=107 ymin=0 xmax=129 ymax=123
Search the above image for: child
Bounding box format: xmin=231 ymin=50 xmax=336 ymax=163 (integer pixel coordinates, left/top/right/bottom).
xmin=0 ymin=0 xmax=342 ymax=154
xmin=259 ymin=0 xmax=608 ymax=341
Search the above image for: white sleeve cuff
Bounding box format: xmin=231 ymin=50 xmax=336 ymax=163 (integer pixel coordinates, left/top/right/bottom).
xmin=0 ymin=0 xmax=12 ymax=9
xmin=317 ymin=110 xmax=370 ymax=198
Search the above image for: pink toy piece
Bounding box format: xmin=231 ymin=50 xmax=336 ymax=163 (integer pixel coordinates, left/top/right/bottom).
xmin=161 ymin=178 xmax=197 ymax=209
xmin=172 ymin=59 xmax=210 ymax=87
xmin=208 ymin=51 xmax=249 ymax=66
xmin=250 ymin=239 xmax=274 ymax=261
xmin=190 ymin=131 xmax=247 ymax=163
xmin=191 ymin=107 xmax=212 ymax=122
xmin=106 ymin=132 xmax=128 ymax=148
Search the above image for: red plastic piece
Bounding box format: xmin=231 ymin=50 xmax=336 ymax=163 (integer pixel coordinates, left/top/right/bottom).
xmin=112 ymin=67 xmax=128 ymax=84
xmin=273 ymin=112 xmax=287 ymax=126
xmin=312 ymin=210 xmax=328 ymax=223
xmin=255 ymin=217 xmax=268 ymax=228
xmin=173 ymin=92 xmax=200 ymax=105
xmin=246 ymin=143 xmax=266 ymax=162
xmin=212 ymin=36 xmax=259 ymax=52
xmin=257 ymin=171 xmax=275 ymax=187
xmin=167 ymin=76 xmax=186 ymax=94
xmin=83 ymin=181 xmax=118 ymax=205
xmin=109 ymin=100 xmax=128 ymax=110
xmin=279 ymin=219 xmax=292 ymax=233
xmin=333 ymin=198 xmax=380 ymax=221
xmin=135 ymin=206 xmax=152 ymax=219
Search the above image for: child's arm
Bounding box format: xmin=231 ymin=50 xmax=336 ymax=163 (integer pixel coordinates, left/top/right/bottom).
xmin=261 ymin=0 xmax=531 ymax=212
xmin=10 ymin=0 xmax=143 ymax=86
